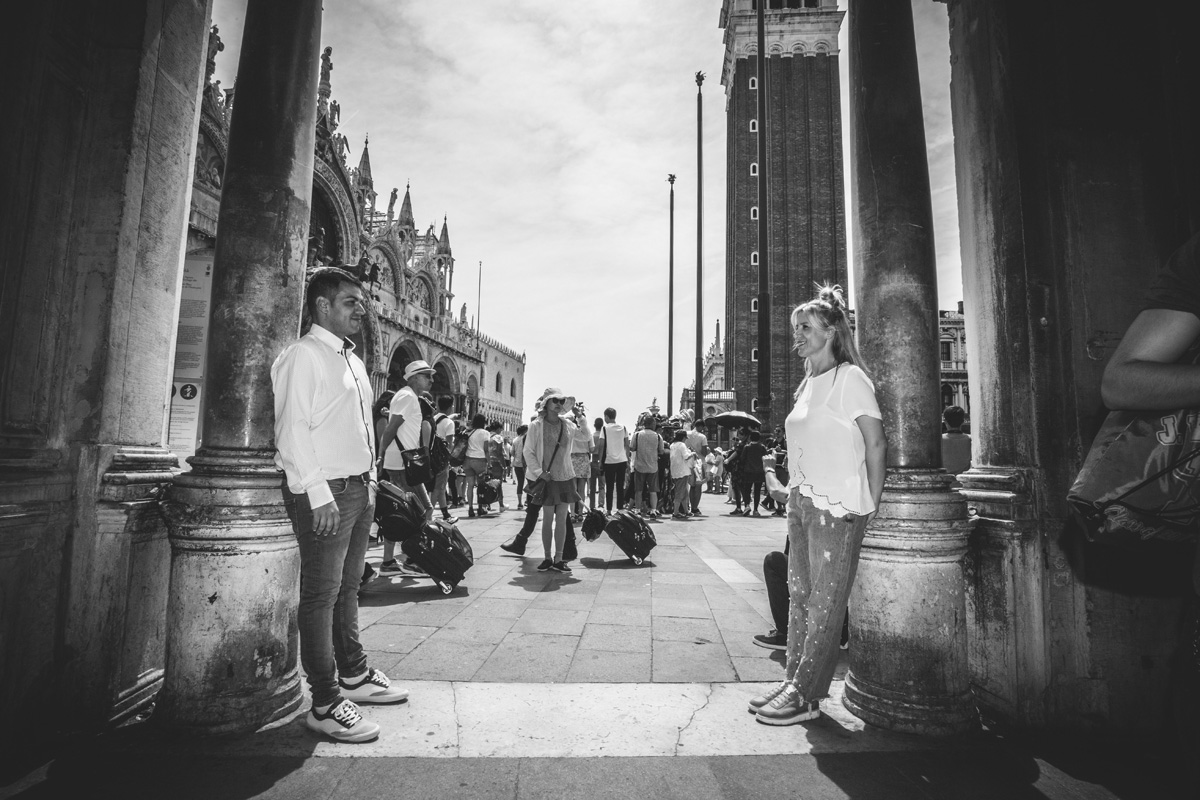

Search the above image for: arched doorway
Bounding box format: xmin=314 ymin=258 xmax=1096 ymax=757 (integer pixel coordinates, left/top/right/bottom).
xmin=388 ymin=341 xmax=424 ymax=390
xmin=466 ymin=374 xmax=479 ymax=419
xmin=432 ymin=359 xmax=463 ymax=414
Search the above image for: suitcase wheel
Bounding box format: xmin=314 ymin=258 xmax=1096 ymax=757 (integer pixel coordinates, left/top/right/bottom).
xmin=632 ymin=555 xmax=643 ymax=565
xmin=439 ymin=581 xmax=453 ymax=594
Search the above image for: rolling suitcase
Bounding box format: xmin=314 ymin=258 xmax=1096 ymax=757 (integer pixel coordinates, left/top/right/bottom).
xmin=375 ymin=480 xmax=426 ymax=542
xmin=400 ymin=518 xmax=474 ymax=594
xmin=605 ymin=509 xmax=656 ymax=565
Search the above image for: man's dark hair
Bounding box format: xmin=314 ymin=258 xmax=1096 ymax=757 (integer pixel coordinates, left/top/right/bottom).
xmin=306 ymin=268 xmax=363 ymax=319
xmin=487 ymin=420 xmax=502 ymax=432
xmin=437 ymin=395 xmax=454 ymax=412
xmin=604 ymin=407 xmax=616 ymax=421
xmin=749 ymin=431 xmax=761 ymax=442
xmin=673 ymin=430 xmax=688 ymax=442
xmin=517 ymin=424 xmax=529 ymax=435
xmin=693 ymin=420 xmax=705 ymax=430
xmin=943 ymin=405 xmax=966 ymax=430
xmin=471 ymin=413 xmax=487 ymax=428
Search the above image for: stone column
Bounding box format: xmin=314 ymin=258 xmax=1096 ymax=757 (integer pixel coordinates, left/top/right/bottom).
xmin=160 ymin=0 xmax=322 ymax=734
xmin=841 ymin=0 xmax=976 ymax=735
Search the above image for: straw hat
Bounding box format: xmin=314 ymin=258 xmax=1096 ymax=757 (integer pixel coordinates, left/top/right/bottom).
xmin=534 ymin=387 xmax=575 ymax=415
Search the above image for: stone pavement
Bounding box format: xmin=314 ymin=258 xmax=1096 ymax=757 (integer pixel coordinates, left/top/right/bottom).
xmin=3 ymin=493 xmax=1190 ymax=798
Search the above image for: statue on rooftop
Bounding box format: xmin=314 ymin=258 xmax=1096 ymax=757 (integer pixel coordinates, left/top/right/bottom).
xmin=321 ymin=47 xmax=333 ymax=86
xmin=205 ymin=26 xmax=223 ymax=85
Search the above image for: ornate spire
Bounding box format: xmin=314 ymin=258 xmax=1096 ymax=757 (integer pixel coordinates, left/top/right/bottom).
xmin=437 ymin=215 xmax=451 ymax=255
xmin=398 ymin=181 xmax=414 ymax=228
xmin=356 ymin=134 xmax=372 ymax=182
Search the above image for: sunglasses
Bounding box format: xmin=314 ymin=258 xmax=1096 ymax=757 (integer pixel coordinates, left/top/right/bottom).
xmin=547 ymin=397 xmax=566 ymax=406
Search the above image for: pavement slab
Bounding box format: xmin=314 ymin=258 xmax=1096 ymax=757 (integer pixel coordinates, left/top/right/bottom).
xmin=7 ymin=494 xmax=1187 ymax=798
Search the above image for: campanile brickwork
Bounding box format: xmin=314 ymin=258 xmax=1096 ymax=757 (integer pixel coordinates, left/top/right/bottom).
xmin=720 ymin=0 xmax=846 ymax=424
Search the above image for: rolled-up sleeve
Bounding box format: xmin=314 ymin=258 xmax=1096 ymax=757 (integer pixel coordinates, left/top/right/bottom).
xmin=271 ymin=345 xmax=334 ymax=508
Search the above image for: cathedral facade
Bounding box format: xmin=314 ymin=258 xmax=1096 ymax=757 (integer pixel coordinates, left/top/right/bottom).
xmin=176 ymin=37 xmax=525 ymax=464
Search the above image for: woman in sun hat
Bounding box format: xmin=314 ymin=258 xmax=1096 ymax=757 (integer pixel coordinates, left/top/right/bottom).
xmin=522 ymin=388 xmax=579 ymax=573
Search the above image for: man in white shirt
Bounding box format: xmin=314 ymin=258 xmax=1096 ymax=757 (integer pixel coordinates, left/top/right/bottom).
xmin=377 ymin=360 xmax=435 ymax=575
xmin=600 ymin=407 xmax=631 ymax=512
xmin=272 ymin=269 xmax=407 ymax=744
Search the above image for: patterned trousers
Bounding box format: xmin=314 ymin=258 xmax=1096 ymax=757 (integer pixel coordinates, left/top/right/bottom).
xmin=784 ymin=489 xmax=868 ymax=701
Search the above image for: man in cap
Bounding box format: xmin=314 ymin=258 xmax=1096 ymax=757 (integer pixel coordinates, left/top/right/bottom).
xmin=377 ymin=359 xmax=436 ymax=575
xmin=272 ymin=268 xmax=407 ymax=744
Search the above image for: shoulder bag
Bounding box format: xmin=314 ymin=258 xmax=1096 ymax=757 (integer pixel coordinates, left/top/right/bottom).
xmin=526 ymin=424 xmax=565 ymax=507
xmin=1067 ymin=406 xmax=1200 ymax=549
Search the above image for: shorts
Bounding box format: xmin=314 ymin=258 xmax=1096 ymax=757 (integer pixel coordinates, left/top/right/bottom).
xmin=463 ymin=457 xmax=488 ymax=480
xmin=571 ymin=452 xmax=591 ymax=479
xmin=633 ymin=470 xmax=659 ymax=494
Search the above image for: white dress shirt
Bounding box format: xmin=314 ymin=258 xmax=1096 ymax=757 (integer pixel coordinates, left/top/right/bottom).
xmin=272 ymin=323 xmax=376 ymax=508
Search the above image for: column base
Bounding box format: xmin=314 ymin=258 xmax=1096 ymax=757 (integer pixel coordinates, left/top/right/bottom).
xmin=158 ymin=447 xmax=303 ymax=735
xmin=845 ymin=468 xmax=979 ymax=735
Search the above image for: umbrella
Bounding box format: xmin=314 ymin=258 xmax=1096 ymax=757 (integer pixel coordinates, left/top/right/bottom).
xmin=709 ymin=410 xmax=761 ymax=429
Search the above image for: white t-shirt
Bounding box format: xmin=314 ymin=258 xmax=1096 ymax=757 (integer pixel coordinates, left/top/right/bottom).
xmin=602 ymin=423 xmax=628 ymax=464
xmin=435 ymin=414 xmax=455 ymax=442
xmin=669 ymin=441 xmax=695 ymax=479
xmin=382 ymin=386 xmax=422 ymax=470
xmin=785 ymin=364 xmax=882 ymax=516
xmin=466 ymin=428 xmax=490 ymax=459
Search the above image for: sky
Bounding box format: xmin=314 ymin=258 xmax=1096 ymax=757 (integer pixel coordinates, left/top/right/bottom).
xmin=210 ymin=0 xmax=958 ymax=423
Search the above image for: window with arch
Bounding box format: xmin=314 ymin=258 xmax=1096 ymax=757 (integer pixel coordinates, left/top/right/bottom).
xmin=940 ymin=341 xmax=953 ymax=362
xmin=510 ymin=378 xmax=516 ymax=398
xmin=750 ymin=162 xmax=758 ymax=176
xmin=495 ymin=373 xmax=502 ymax=393
xmin=749 ymin=76 xmax=757 ymax=91
xmin=751 ymin=298 xmax=759 ymax=313
xmin=751 ymin=348 xmax=759 ymax=362
xmin=751 ymin=397 xmax=760 ymax=412
xmin=750 ymin=206 xmax=758 ymax=220
xmin=749 ymin=119 xmax=758 ymax=133
xmin=750 ymin=251 xmax=759 ymax=266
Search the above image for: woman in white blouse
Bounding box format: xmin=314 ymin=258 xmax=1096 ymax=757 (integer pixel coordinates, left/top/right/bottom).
xmin=751 ymin=284 xmax=887 ymax=726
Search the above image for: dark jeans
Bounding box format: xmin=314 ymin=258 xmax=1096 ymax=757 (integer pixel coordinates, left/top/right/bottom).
xmin=764 ymin=550 xmax=789 ymax=634
xmin=285 ymin=477 xmax=373 ymax=708
xmin=515 ymin=466 xmax=526 ymax=500
xmin=747 ymin=477 xmax=764 ymax=511
xmin=603 ymin=462 xmax=627 ymax=512
xmin=690 ymin=479 xmax=703 ymax=513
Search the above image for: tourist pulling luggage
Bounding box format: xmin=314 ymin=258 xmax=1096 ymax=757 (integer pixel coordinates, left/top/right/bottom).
xmin=400 ymin=518 xmax=474 ymax=594
xmin=605 ymin=509 xmax=656 ymax=564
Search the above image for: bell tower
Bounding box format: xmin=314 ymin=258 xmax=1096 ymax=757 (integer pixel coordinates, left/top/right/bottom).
xmin=720 ymin=0 xmax=847 ymax=418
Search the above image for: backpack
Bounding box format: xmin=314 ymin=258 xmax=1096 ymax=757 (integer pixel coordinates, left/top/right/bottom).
xmin=430 ymin=414 xmax=452 ymax=474
xmin=374 ymin=481 xmax=428 ymax=542
xmin=449 ymin=430 xmax=470 ymax=466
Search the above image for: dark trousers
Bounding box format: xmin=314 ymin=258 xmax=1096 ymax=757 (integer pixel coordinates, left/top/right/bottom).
xmin=764 ymin=550 xmax=790 ymax=635
xmin=514 ymin=466 xmax=526 ymax=501
xmin=603 ymin=462 xmax=627 ymax=512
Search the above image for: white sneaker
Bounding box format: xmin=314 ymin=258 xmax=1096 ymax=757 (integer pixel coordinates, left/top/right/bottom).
xmin=339 ymin=667 xmax=409 ymax=704
xmin=306 ymin=699 xmax=380 ymax=743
